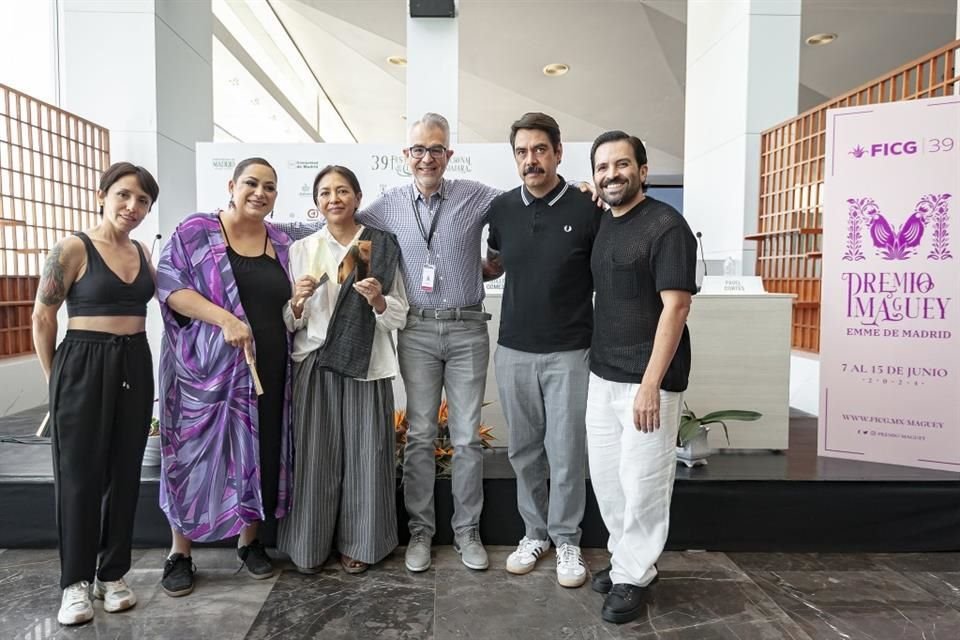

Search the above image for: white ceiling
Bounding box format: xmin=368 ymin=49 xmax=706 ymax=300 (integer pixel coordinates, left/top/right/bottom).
xmin=265 ymin=0 xmax=958 ymax=174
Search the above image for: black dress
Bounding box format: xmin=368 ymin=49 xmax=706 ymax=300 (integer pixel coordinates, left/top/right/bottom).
xmin=221 ymin=222 xmax=290 ymax=518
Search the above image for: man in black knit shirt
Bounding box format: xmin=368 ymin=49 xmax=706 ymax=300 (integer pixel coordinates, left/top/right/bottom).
xmin=586 ymin=131 xmax=697 ymax=624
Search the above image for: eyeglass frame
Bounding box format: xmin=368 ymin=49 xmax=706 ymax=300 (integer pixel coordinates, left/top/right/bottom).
xmin=406 ymin=145 xmax=449 ymax=159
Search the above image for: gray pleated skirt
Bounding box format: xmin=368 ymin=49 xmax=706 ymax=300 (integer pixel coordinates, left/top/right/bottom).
xmin=277 ymin=349 xmax=399 ymax=569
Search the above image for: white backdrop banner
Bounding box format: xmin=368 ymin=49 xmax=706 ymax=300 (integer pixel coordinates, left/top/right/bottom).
xmin=196 ymin=142 xmax=596 ymax=294
xmin=819 ymin=96 xmax=960 ymax=471
xmin=196 ymin=142 xmax=596 ymax=218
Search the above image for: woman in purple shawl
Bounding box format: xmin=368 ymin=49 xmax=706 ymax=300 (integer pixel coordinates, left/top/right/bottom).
xmin=156 ymin=157 xmax=292 ymax=597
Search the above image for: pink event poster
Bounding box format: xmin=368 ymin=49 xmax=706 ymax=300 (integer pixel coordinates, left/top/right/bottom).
xmin=820 ymin=96 xmax=960 ymax=471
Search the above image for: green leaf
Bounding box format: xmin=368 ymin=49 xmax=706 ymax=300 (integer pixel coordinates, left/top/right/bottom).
xmin=698 ymin=410 xmax=762 ymax=423
xmin=677 ymin=421 xmax=706 ymax=446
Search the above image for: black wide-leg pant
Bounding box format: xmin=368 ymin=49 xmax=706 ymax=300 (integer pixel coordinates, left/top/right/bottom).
xmin=49 ymin=330 xmax=154 ymax=589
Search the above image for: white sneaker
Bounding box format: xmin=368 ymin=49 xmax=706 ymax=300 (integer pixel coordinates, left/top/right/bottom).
xmin=506 ymin=536 xmax=551 ymax=575
xmin=92 ymin=577 xmax=137 ymax=612
xmin=58 ymin=581 xmax=93 ymax=625
xmin=555 ymin=543 xmax=587 ymax=588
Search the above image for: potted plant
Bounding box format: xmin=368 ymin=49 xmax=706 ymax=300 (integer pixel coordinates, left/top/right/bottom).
xmin=395 ymin=400 xmax=496 ymax=477
xmin=142 ymin=417 xmax=161 ymax=467
xmin=676 ymin=403 xmax=761 ymax=468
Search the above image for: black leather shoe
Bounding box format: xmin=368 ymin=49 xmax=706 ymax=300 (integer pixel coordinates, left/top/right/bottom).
xmin=601 ymin=581 xmax=656 ymax=625
xmin=591 ymin=565 xmax=612 ymax=594
xmin=593 ymin=563 xmax=657 ymax=595
xmin=238 ymin=539 xmax=275 ymax=579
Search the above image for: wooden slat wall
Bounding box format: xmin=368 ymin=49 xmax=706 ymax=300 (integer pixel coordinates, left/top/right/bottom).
xmin=0 ymin=84 xmax=110 ymax=358
xmin=753 ymin=40 xmax=959 ymax=352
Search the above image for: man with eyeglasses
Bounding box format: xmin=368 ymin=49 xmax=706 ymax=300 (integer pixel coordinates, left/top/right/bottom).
xmin=358 ymin=113 xmax=501 ymax=573
xmin=483 ymin=113 xmax=601 ymax=588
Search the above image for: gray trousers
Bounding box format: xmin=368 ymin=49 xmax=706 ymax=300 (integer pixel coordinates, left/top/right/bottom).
xmin=398 ymin=314 xmax=489 ymax=537
xmin=495 ymin=345 xmax=588 ymax=547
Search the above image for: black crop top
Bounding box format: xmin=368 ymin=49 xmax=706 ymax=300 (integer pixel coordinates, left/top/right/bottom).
xmin=66 ymin=232 xmax=155 ymax=317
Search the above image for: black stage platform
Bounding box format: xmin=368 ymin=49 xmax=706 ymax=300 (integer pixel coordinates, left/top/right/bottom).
xmin=2 ymin=406 xmax=958 ymax=551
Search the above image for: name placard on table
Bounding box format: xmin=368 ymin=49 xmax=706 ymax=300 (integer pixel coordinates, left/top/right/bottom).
xmin=699 ymin=276 xmax=765 ymax=295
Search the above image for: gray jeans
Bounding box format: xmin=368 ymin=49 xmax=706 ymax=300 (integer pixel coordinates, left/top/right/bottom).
xmin=495 ymin=345 xmax=589 ymax=547
xmin=398 ymin=314 xmax=489 ymax=537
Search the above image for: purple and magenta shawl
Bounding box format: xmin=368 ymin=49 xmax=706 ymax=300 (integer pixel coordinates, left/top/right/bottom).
xmin=157 ymin=213 xmax=293 ymax=542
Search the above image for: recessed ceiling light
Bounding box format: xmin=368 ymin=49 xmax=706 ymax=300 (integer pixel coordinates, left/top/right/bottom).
xmin=387 ymin=56 xmax=407 ymax=67
xmin=543 ymin=63 xmax=570 ymax=77
xmin=805 ymin=33 xmax=838 ymax=46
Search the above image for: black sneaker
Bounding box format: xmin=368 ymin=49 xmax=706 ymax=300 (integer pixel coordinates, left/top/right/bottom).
xmin=237 ymin=539 xmax=275 ymax=579
xmin=591 ymin=565 xmax=612 ymax=594
xmin=162 ymin=553 xmax=195 ymax=597
xmin=601 ymin=583 xmax=649 ymax=624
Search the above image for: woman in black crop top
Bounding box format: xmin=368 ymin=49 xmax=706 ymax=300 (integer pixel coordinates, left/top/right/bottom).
xmin=32 ymin=162 xmax=159 ymax=626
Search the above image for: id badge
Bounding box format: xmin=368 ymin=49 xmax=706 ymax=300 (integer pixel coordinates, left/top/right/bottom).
xmin=421 ymin=263 xmax=436 ymax=292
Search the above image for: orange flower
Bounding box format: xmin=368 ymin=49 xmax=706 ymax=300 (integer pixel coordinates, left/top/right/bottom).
xmin=437 ymin=400 xmax=449 ymax=425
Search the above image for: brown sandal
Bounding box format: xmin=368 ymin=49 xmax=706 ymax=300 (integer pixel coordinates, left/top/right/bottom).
xmin=339 ymin=554 xmax=369 ymax=575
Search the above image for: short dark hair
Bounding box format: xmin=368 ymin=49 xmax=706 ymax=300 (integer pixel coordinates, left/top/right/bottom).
xmin=312 ymin=165 xmax=362 ymax=205
xmin=98 ymin=162 xmax=159 ymax=215
xmin=590 ymin=130 xmax=647 ymax=172
xmin=232 ymin=157 xmax=277 ymax=182
xmin=590 ymin=131 xmax=649 ymax=193
xmin=509 ymin=112 xmax=562 ymax=150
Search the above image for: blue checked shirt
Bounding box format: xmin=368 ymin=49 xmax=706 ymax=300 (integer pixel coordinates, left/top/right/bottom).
xmin=277 ymin=179 xmax=500 ymax=310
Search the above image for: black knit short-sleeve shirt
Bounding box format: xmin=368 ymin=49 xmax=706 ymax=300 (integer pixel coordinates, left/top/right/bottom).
xmin=590 ymin=197 xmax=698 ymax=390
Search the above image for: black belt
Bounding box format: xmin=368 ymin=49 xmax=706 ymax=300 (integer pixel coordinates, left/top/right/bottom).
xmin=408 ymin=304 xmax=491 ymax=321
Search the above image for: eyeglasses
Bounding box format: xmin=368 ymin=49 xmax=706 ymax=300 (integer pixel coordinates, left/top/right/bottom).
xmin=407 ymin=145 xmax=447 ymax=159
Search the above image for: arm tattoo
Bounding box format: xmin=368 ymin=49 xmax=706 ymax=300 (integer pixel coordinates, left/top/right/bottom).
xmin=38 ymin=245 xmax=68 ymax=306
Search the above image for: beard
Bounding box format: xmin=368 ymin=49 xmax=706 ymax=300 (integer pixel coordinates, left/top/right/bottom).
xmin=599 ymin=178 xmax=641 ymax=207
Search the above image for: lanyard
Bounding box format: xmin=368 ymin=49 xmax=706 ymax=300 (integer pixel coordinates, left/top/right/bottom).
xmin=411 ymin=187 xmax=444 ymax=252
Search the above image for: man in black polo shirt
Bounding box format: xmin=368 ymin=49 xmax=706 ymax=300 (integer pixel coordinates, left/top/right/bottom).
xmin=484 ymin=112 xmax=601 ymax=588
xmin=586 ymin=131 xmax=697 ymax=624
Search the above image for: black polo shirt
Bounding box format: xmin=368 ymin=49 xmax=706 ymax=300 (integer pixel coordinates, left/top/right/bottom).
xmin=487 ymin=178 xmax=602 ymax=353
xmin=590 ymin=197 xmax=698 ymax=391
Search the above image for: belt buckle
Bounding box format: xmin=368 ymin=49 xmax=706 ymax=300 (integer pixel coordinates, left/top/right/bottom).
xmin=433 ymin=308 xmax=443 ymax=320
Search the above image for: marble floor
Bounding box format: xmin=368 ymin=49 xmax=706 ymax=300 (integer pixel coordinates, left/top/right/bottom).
xmin=2 ymin=546 xmax=959 ymax=639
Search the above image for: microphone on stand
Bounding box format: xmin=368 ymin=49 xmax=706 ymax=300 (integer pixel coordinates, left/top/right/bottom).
xmin=696 ymin=231 xmax=708 ymax=292
xmin=695 ymin=231 xmax=708 ymax=276
xmin=150 ymin=233 xmax=162 ymax=259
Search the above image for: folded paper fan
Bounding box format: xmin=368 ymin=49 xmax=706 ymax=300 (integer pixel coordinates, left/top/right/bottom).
xmin=303 ymin=238 xmax=337 ymax=284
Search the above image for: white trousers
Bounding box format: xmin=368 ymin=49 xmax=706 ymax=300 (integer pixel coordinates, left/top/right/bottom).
xmin=585 ymin=373 xmax=682 ymax=587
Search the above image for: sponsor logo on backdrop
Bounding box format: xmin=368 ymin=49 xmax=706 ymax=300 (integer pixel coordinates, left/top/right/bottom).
xmin=212 ymin=158 xmax=235 ymax=170
xmin=299 ymin=183 xmax=313 ymax=199
xmin=289 ymin=160 xmax=320 ymax=170
xmin=306 ymin=208 xmax=320 ymax=219
xmin=448 ymin=156 xmax=473 ymax=173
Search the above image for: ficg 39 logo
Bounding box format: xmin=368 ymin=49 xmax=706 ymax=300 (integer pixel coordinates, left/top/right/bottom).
xmin=849 ymin=141 xmax=918 ymax=158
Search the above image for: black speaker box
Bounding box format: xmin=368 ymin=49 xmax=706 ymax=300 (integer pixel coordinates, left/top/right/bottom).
xmin=410 ymin=0 xmax=456 ymax=18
